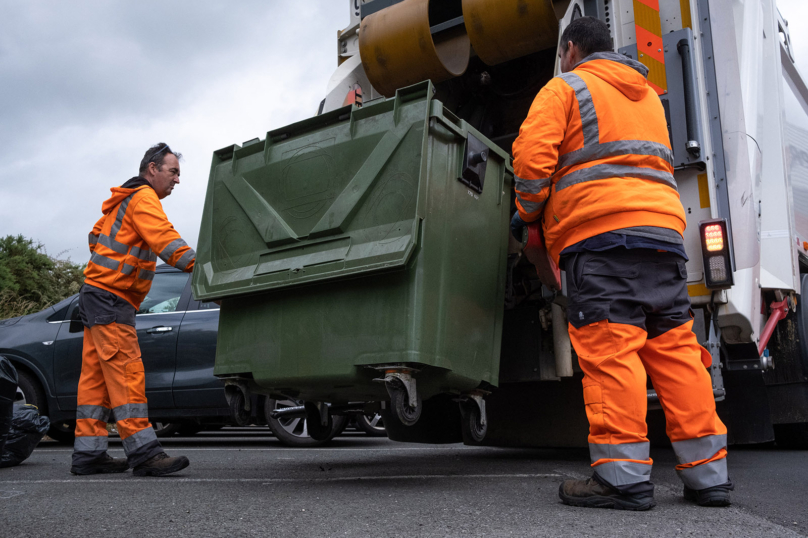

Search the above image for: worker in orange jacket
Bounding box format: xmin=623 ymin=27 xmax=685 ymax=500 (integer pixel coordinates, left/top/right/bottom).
xmin=71 ymin=143 xmax=194 ymax=477
xmin=512 ymin=17 xmax=732 ymax=509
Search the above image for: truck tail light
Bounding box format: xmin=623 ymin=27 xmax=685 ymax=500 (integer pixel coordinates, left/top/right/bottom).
xmin=699 ymin=219 xmax=733 ymax=289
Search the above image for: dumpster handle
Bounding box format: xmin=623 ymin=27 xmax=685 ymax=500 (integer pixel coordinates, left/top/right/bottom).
xmin=431 ymin=110 xmax=466 ymax=139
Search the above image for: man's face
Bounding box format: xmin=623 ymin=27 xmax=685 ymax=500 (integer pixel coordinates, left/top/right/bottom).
xmin=148 ymin=154 xmax=180 ymax=199
xmin=558 ymin=41 xmax=578 ymax=73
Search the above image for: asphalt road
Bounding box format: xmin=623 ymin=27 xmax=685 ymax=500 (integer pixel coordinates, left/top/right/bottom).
xmin=0 ymin=428 xmax=806 ymax=537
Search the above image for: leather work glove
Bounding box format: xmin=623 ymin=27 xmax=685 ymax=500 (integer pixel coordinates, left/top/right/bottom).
xmin=510 ymin=212 xmax=527 ymax=243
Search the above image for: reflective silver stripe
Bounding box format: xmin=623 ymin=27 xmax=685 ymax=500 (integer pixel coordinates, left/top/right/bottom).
xmin=121 ymin=263 xmax=136 ymax=276
xmin=514 ymin=175 xmax=551 ymax=195
xmin=112 ymin=403 xmax=149 ymax=421
xmin=555 ymin=164 xmax=678 ymax=192
xmin=149 ymin=251 xmax=158 ymax=262
xmin=88 ymin=233 xmax=99 ymax=245
xmin=74 ymin=435 xmax=108 ymax=452
xmin=159 ymin=238 xmax=189 ymax=263
xmin=559 ymin=72 xmax=599 ymax=147
xmin=76 ymin=405 xmax=112 ymax=423
xmin=175 ymin=249 xmax=196 ymax=271
xmin=97 ymin=233 xmax=130 ymax=255
xmin=138 ymin=269 xmax=155 ymax=281
xmin=589 ymin=441 xmax=650 ymax=463
xmin=516 ymin=196 xmax=546 ymax=215
xmin=90 ymin=252 xmax=120 ymax=271
xmin=121 ymin=426 xmax=158 ymax=454
xmin=110 ymin=193 xmax=135 ymax=239
xmin=130 ymin=245 xmax=154 ymax=261
xmin=672 ymin=434 xmax=727 ymax=465
xmin=593 ymin=460 xmax=652 ymax=487
xmin=558 ymin=140 xmax=674 ymax=170
xmin=677 ymin=457 xmax=728 ymax=490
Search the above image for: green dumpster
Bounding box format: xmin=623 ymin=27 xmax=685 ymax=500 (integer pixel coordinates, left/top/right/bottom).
xmin=192 ymin=81 xmax=513 ymax=437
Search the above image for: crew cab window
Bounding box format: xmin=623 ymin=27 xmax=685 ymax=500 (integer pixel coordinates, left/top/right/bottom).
xmin=137 ymin=273 xmax=189 ymax=315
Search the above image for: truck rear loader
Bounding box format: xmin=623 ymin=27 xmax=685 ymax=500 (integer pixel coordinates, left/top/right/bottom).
xmin=192 ymin=0 xmax=808 ymax=448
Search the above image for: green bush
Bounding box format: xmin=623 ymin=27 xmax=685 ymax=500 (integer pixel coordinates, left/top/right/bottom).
xmin=0 ymin=235 xmax=85 ymax=319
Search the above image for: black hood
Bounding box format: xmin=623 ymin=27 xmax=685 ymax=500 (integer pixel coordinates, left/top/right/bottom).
xmin=120 ymin=176 xmax=154 ymax=190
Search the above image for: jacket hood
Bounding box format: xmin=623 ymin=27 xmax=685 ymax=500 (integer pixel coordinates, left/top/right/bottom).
xmin=573 ymin=51 xmax=650 ymax=101
xmin=100 ymin=177 xmax=151 ymax=215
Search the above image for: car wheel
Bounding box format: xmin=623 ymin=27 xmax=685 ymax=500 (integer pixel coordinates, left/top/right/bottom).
xmin=152 ymin=422 xmax=181 ymax=437
xmin=16 ymin=369 xmax=47 ymax=414
xmin=178 ymin=424 xmax=204 ymax=436
xmin=265 ymin=398 xmax=346 ymax=447
xmin=355 ymin=413 xmax=387 ymax=437
xmin=47 ymin=420 xmax=76 ymax=444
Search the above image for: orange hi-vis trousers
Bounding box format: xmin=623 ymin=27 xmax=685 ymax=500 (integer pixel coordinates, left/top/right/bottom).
xmin=72 ymin=322 xmax=162 ymax=467
xmin=564 ymin=248 xmax=728 ymax=492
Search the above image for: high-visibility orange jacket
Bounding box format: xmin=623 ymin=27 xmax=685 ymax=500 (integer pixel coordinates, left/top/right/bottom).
xmin=512 ymin=52 xmax=686 ymax=264
xmin=84 ymin=182 xmax=195 ymax=309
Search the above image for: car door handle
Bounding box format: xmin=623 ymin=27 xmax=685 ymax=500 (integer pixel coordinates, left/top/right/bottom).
xmin=146 ymin=326 xmax=173 ymax=334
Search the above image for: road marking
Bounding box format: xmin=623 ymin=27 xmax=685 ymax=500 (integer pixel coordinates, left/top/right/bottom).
xmin=34 ymin=446 xmax=502 ymax=453
xmin=0 ymin=473 xmax=560 ymax=485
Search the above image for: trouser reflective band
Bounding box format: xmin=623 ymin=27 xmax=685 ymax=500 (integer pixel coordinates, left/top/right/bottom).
xmin=112 ymin=403 xmax=149 ymax=421
xmin=121 ymin=426 xmax=162 ymax=467
xmin=76 ymin=404 xmax=112 ymax=423
xmin=74 ymin=435 xmax=109 ymax=452
xmin=672 ymin=434 xmax=729 ymax=490
xmin=590 ymin=441 xmax=652 ymax=486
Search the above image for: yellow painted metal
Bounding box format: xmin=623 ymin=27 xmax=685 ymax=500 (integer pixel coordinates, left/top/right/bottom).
xmin=688 ymin=283 xmax=711 ymax=297
xmin=697 ymin=173 xmax=711 ymax=209
xmin=680 ymin=0 xmax=692 ymax=29
xmin=359 ymin=0 xmax=470 ymax=97
xmin=462 ymin=0 xmax=558 ymax=66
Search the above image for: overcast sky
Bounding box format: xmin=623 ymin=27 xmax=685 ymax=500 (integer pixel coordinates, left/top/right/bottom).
xmin=1 ymin=1 xmax=807 ymax=262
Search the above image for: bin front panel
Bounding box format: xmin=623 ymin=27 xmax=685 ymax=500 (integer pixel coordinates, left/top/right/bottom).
xmin=193 ymin=84 xmax=435 ymax=301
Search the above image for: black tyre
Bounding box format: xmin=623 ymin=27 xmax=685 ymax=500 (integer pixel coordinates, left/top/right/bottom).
xmin=178 ymin=424 xmax=204 ymax=436
xmin=387 ymin=379 xmax=421 ymax=426
xmin=265 ymin=398 xmax=343 ymax=447
xmin=774 ymin=423 xmax=808 ymax=449
xmin=305 ymin=402 xmax=334 ymax=441
xmin=459 ymin=401 xmax=487 ymax=445
xmin=229 ymin=391 xmax=250 ymax=426
xmin=17 ymin=369 xmax=77 ymax=443
xmin=47 ymin=420 xmax=76 ymax=444
xmin=355 ymin=413 xmax=387 ymax=437
xmin=16 ymin=369 xmax=46 ymax=413
xmin=152 ymin=422 xmax=182 ymax=437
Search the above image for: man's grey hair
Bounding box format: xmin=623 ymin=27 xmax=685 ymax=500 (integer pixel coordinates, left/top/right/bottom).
xmin=139 ymin=143 xmax=182 ymax=174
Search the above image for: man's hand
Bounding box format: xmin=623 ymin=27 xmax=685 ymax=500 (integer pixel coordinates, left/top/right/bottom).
xmin=510 ymin=212 xmax=528 ymax=243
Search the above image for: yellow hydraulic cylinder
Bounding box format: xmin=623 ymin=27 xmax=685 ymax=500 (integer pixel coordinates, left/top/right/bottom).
xmin=462 ymin=0 xmax=559 ymax=66
xmin=359 ymin=0 xmax=471 ymax=97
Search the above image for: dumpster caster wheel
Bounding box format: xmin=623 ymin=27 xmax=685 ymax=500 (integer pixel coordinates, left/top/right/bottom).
xmin=388 ymin=378 xmax=422 ymax=426
xmin=229 ymin=390 xmax=250 ymax=426
xmin=458 ymin=393 xmax=487 ymax=445
xmin=459 ymin=401 xmax=487 ymax=444
xmin=304 ymin=402 xmax=334 ymax=442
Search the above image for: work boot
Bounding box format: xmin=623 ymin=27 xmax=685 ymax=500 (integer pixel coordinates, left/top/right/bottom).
xmin=70 ymin=453 xmax=129 ymax=475
xmin=683 ymin=482 xmax=733 ymax=507
xmin=133 ymin=452 xmax=189 ymax=477
xmin=559 ymin=477 xmax=656 ymax=511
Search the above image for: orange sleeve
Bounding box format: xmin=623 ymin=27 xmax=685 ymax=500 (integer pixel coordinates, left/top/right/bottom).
xmin=131 ymin=194 xmax=196 ymax=272
xmin=88 ymin=215 xmax=105 ymax=254
xmin=512 ymin=85 xmax=569 ymax=223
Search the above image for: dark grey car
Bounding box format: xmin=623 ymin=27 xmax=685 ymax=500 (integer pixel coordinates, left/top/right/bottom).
xmin=0 ymin=265 xmax=228 ymax=442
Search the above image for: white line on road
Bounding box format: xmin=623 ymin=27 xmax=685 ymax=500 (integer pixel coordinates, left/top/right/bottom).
xmin=0 ymin=473 xmax=560 ymax=485
xmin=34 ymin=446 xmax=501 ymax=453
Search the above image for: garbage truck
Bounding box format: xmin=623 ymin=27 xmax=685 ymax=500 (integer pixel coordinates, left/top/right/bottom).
xmin=192 ymin=0 xmax=808 ymax=448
